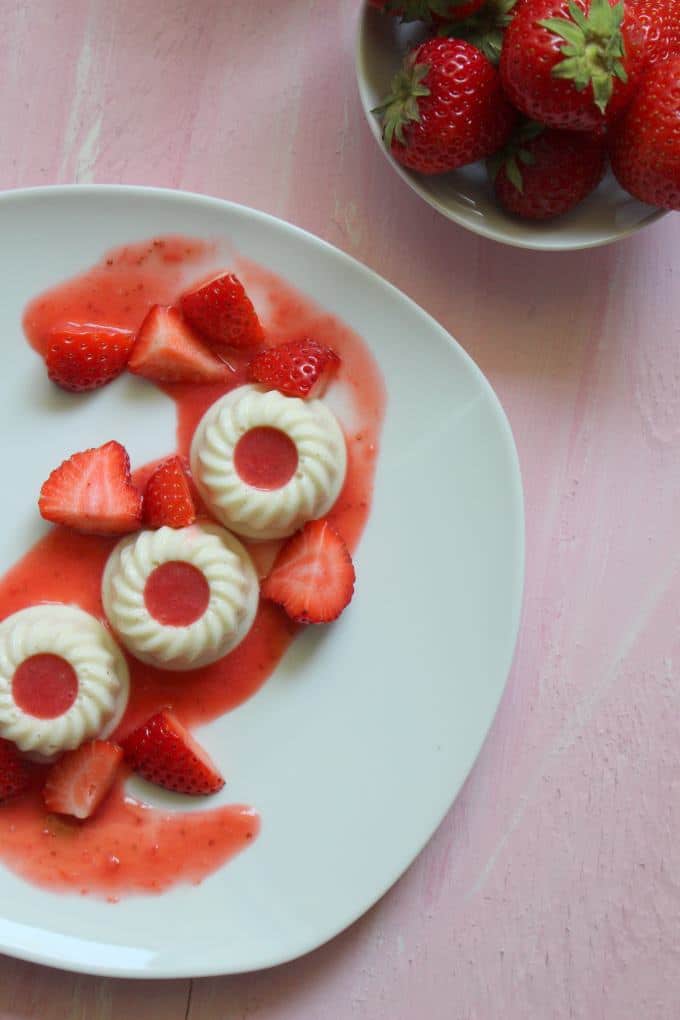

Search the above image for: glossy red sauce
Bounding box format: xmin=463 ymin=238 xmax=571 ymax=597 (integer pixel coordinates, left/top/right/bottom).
xmin=12 ymin=654 xmax=78 ymax=719
xmin=2 ymin=235 xmax=386 ymax=899
xmin=234 ymin=426 xmax=299 ymax=490
xmin=144 ymin=561 xmax=210 ymax=626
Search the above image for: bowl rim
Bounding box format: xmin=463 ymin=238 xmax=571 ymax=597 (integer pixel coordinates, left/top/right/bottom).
xmin=354 ymin=2 xmax=668 ymax=252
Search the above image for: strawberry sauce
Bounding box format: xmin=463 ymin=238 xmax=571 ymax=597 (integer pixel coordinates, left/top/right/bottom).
xmin=3 ymin=236 xmax=386 ymax=900
xmin=234 ymin=427 xmax=299 ymax=490
xmin=12 ymin=654 xmax=78 ymax=719
xmin=144 ymin=561 xmax=211 ymax=626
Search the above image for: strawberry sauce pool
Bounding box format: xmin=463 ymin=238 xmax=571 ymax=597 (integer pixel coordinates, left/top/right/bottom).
xmin=0 ymin=236 xmax=385 ymax=899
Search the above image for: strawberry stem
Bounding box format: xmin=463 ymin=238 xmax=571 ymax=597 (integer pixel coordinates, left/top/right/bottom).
xmin=438 ymin=0 xmax=518 ymax=64
xmin=372 ymin=62 xmax=431 ymax=148
xmin=539 ymin=0 xmax=627 ymax=114
xmin=487 ymin=121 xmax=544 ymax=193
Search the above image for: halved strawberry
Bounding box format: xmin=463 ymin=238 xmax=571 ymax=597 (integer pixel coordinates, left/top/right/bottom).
xmin=143 ymin=456 xmax=196 ymax=529
xmin=39 ymin=440 xmax=143 ymax=536
xmin=248 ymin=338 xmax=341 ymax=399
xmin=43 ymin=740 xmax=123 ymax=820
xmin=0 ymin=739 xmax=32 ymax=802
xmin=46 ymin=323 xmax=135 ymax=393
xmin=181 ymin=273 xmax=265 ymax=351
xmin=262 ymin=519 xmax=355 ymax=623
xmin=128 ymin=306 xmax=230 ymax=384
xmin=121 ymin=710 xmax=224 ymax=795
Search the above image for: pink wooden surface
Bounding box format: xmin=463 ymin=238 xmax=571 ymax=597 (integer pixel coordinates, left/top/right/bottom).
xmin=1 ymin=1 xmax=679 ymax=1017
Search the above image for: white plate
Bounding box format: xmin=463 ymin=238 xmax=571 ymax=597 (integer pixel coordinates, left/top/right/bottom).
xmin=355 ymin=3 xmax=667 ymax=251
xmin=0 ymin=185 xmax=523 ymax=978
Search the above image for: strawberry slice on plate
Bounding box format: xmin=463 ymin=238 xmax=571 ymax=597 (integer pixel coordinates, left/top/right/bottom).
xmin=43 ymin=740 xmax=123 ymax=820
xmin=143 ymin=456 xmax=197 ymax=529
xmin=0 ymin=738 xmax=32 ymax=802
xmin=262 ymin=519 xmax=355 ymax=623
xmin=39 ymin=440 xmax=143 ymax=535
xmin=181 ymin=273 xmax=265 ymax=351
xmin=46 ymin=323 xmax=135 ymax=392
xmin=249 ymin=338 xmax=341 ymax=399
xmin=121 ymin=710 xmax=225 ymax=795
xmin=128 ymin=305 xmax=230 ymax=384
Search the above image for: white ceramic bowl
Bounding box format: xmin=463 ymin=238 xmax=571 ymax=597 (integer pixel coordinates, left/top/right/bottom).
xmin=355 ymin=3 xmax=667 ymax=251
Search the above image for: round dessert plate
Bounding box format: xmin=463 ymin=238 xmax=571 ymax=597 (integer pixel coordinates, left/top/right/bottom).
xmin=0 ymin=185 xmax=523 ymax=977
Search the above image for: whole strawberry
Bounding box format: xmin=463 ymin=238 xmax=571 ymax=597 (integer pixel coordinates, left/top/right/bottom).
xmin=609 ymin=55 xmax=680 ymax=209
xmin=490 ymin=123 xmax=607 ymax=219
xmin=369 ymin=0 xmax=486 ymax=21
xmin=375 ymin=37 xmax=516 ymax=174
xmin=629 ymin=0 xmax=680 ymax=65
xmin=500 ymin=0 xmax=646 ymax=132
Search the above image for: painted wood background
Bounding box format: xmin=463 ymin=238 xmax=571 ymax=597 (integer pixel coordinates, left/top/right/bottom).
xmin=1 ymin=1 xmax=679 ymax=1017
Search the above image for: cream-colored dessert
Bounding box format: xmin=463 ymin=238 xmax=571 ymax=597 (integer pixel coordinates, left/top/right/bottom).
xmin=102 ymin=522 xmax=259 ymax=671
xmin=0 ymin=604 xmax=129 ymax=758
xmin=190 ymin=384 xmax=347 ymax=541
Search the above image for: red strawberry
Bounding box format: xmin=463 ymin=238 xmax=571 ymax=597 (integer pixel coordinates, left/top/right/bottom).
xmin=262 ymin=519 xmax=355 ymax=624
xmin=629 ymin=0 xmax=680 ymax=66
xmin=248 ymin=339 xmax=340 ymax=399
xmin=45 ymin=323 xmax=135 ymax=393
xmin=128 ymin=306 xmax=229 ymax=385
xmin=43 ymin=741 xmax=122 ymax=820
xmin=369 ymin=0 xmax=486 ymax=20
xmin=609 ymin=55 xmax=680 ymax=210
xmin=438 ymin=0 xmax=518 ymax=64
xmin=490 ymin=123 xmax=607 ymax=219
xmin=181 ymin=273 xmax=264 ymax=352
xmin=121 ymin=710 xmax=224 ymax=795
xmin=143 ymin=456 xmax=196 ymax=529
xmin=374 ymin=38 xmax=516 ymax=174
xmin=39 ymin=440 xmax=142 ymax=536
xmin=500 ymin=0 xmax=646 ymax=132
xmin=0 ymin=739 xmax=32 ymax=802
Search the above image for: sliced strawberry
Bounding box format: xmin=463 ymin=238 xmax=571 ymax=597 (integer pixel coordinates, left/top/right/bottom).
xmin=181 ymin=273 xmax=265 ymax=351
xmin=45 ymin=323 xmax=135 ymax=393
xmin=43 ymin=740 xmax=123 ymax=820
xmin=143 ymin=456 xmax=197 ymax=529
xmin=0 ymin=739 xmax=32 ymax=802
xmin=128 ymin=306 xmax=230 ymax=385
xmin=248 ymin=338 xmax=341 ymax=399
xmin=262 ymin=519 xmax=355 ymax=623
xmin=121 ymin=710 xmax=224 ymax=795
xmin=39 ymin=440 xmax=143 ymax=536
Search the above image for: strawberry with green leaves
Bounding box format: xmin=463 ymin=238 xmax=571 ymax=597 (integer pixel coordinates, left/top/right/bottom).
xmin=489 ymin=122 xmax=607 ymax=219
xmin=375 ymin=37 xmax=516 ymax=174
xmin=609 ymin=55 xmax=680 ymax=210
xmin=500 ymin=0 xmax=646 ymax=131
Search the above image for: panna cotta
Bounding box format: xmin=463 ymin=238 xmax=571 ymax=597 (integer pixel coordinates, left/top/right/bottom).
xmin=190 ymin=384 xmax=347 ymax=540
xmin=0 ymin=604 xmax=130 ymax=758
xmin=102 ymin=522 xmax=259 ymax=670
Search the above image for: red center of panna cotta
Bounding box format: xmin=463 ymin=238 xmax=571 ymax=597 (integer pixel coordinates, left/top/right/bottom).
xmin=12 ymin=654 xmax=79 ymax=719
xmin=233 ymin=427 xmax=298 ymax=491
xmin=144 ymin=561 xmax=211 ymax=627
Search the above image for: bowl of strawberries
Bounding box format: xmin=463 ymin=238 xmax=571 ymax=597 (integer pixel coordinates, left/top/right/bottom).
xmin=356 ymin=0 xmax=678 ymax=249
